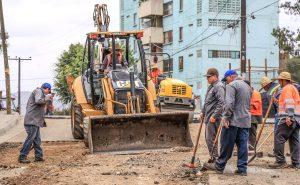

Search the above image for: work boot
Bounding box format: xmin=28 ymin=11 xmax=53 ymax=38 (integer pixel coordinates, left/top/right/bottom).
xmin=288 ymin=164 xmax=300 ymax=169
xmin=234 ymin=170 xmax=247 ymax=176
xmin=267 ymin=152 xmax=275 ymax=157
xmin=202 ymin=163 xmax=223 ymax=174
xmin=18 ymin=156 xmax=30 ymax=164
xmin=207 ymin=158 xmax=216 ymax=163
xmin=34 ymin=157 xmax=45 ymax=162
xmin=268 ymin=162 xmax=287 ymax=169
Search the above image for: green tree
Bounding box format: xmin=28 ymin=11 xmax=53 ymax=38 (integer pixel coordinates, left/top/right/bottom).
xmin=54 ymin=43 xmax=86 ymax=104
xmin=286 ymin=57 xmax=300 ymax=83
xmin=272 ymin=1 xmax=300 ymax=55
xmin=54 ymin=42 xmax=135 ymax=104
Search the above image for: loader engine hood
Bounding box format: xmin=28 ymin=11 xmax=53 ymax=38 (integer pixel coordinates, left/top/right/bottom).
xmin=159 ymin=78 xmax=193 ymax=98
xmin=108 ymin=70 xmax=144 ymax=90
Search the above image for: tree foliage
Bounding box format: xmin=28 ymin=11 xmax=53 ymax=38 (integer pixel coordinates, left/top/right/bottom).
xmin=286 ymin=57 xmax=300 ymax=83
xmin=280 ymin=0 xmax=300 ymax=15
xmin=272 ymin=27 xmax=299 ymax=54
xmin=272 ymin=0 xmax=300 ymax=55
xmin=54 ymin=43 xmax=86 ymax=104
xmin=53 ymin=42 xmax=135 ymax=104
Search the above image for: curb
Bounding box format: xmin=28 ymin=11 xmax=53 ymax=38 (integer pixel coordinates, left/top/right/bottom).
xmin=45 ymin=115 xmax=70 ymax=119
xmin=0 ymin=116 xmax=20 ymax=136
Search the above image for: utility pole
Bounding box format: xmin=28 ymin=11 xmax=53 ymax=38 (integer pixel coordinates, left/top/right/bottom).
xmin=0 ymin=0 xmax=12 ymax=114
xmin=240 ymin=0 xmax=247 ymax=78
xmin=8 ymin=56 xmax=32 ymax=115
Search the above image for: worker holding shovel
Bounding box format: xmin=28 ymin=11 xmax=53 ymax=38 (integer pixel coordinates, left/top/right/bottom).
xmin=203 ymin=70 xmax=252 ymax=176
xmin=201 ymin=68 xmax=225 ymax=163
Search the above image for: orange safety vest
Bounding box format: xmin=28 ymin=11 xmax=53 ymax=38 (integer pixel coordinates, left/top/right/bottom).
xmin=250 ymin=89 xmax=263 ymax=116
xmin=150 ymin=69 xmax=161 ymax=85
xmin=278 ymin=84 xmax=300 ymax=119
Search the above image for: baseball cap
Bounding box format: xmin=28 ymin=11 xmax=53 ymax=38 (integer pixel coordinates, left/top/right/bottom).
xmin=222 ymin=70 xmax=238 ymax=82
xmin=41 ymin=83 xmax=51 ymax=90
xmin=203 ymin=68 xmax=219 ymax=77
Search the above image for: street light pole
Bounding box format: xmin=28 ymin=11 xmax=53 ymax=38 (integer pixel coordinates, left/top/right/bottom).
xmin=8 ymin=56 xmax=31 ymax=114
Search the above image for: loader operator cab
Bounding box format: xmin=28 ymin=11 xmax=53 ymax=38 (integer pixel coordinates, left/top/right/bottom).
xmin=81 ymin=31 xmax=148 ymax=113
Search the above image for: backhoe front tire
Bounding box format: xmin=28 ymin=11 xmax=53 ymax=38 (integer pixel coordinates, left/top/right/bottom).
xmin=71 ymin=102 xmax=84 ymax=140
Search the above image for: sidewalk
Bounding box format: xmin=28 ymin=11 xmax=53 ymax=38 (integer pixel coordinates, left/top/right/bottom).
xmin=0 ymin=111 xmax=22 ymax=144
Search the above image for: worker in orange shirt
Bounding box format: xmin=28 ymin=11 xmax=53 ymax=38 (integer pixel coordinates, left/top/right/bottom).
xmin=269 ymin=72 xmax=300 ymax=169
xmin=150 ymin=64 xmax=161 ymax=85
xmin=244 ymin=80 xmax=262 ymax=151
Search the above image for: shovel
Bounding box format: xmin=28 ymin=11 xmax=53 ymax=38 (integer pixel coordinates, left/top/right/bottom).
xmin=248 ymin=97 xmax=274 ymax=164
xmin=183 ymin=116 xmax=205 ymax=168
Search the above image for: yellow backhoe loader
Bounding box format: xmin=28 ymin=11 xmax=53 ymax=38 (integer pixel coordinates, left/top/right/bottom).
xmin=67 ymin=4 xmax=193 ymax=153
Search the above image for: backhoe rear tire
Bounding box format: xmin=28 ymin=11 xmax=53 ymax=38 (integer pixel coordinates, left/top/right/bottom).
xmin=71 ymin=102 xmax=84 ymax=140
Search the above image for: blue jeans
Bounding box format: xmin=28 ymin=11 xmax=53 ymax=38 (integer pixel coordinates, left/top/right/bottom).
xmin=273 ymin=114 xmax=279 ymax=153
xmin=19 ymin=125 xmax=43 ymax=159
xmin=215 ymin=126 xmax=249 ymax=173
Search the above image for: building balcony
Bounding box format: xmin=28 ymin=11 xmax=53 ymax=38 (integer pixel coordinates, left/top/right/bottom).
xmin=138 ymin=0 xmax=163 ymax=19
xmin=141 ymin=27 xmax=164 ymax=45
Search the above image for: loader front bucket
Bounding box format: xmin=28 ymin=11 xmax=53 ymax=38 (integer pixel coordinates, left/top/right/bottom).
xmin=86 ymin=112 xmax=193 ymax=153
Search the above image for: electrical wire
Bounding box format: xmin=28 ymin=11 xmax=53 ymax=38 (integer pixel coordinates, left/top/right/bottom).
xmin=168 ymin=0 xmax=280 ymax=56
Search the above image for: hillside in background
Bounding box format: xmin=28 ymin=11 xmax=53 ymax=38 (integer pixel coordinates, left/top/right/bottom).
xmin=0 ymin=90 xmax=68 ymax=115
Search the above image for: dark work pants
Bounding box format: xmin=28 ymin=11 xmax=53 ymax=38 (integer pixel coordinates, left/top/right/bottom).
xmin=205 ymin=121 xmax=220 ymax=159
xmin=215 ymin=126 xmax=249 ymax=173
xmin=249 ymin=123 xmax=257 ymax=150
xmin=249 ymin=115 xmax=262 ymax=150
xmin=19 ymin=125 xmax=43 ymax=159
xmin=274 ymin=121 xmax=300 ymax=165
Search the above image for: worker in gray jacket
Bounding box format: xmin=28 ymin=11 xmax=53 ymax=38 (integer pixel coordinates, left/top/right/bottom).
xmin=18 ymin=83 xmax=53 ymax=163
xmin=201 ymin=68 xmax=225 ymax=162
xmin=203 ymin=70 xmax=252 ymax=176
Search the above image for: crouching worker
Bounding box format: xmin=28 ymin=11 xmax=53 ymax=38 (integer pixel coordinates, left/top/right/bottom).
xmin=18 ymin=83 xmax=53 ymax=163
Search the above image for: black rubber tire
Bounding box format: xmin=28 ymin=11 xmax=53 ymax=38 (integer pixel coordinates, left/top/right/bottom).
xmin=83 ymin=119 xmax=89 ymax=147
xmin=71 ymin=102 xmax=84 ymax=140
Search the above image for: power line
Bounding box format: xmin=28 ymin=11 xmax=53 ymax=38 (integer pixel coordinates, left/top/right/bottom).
xmin=168 ymin=0 xmax=280 ymax=57
xmin=178 ymin=0 xmax=231 ymax=51
xmin=171 ymin=21 xmax=240 ymax=57
xmin=249 ymin=0 xmax=279 ymax=15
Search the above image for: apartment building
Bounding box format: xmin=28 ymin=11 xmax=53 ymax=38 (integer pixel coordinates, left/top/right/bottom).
xmin=120 ymin=0 xmax=279 ymax=98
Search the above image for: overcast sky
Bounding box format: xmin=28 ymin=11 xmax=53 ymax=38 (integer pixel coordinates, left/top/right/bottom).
xmin=0 ymin=0 xmax=299 ymax=94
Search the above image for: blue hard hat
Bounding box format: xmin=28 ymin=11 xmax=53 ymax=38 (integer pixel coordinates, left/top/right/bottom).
xmin=41 ymin=83 xmax=51 ymax=90
xmin=222 ymin=70 xmax=238 ymax=81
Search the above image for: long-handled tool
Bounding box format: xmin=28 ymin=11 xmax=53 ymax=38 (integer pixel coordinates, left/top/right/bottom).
xmin=183 ymin=116 xmax=205 ymax=168
xmin=256 ymin=130 xmax=274 ymax=153
xmin=248 ymin=98 xmax=274 ymax=164
xmin=209 ymin=121 xmax=223 ymax=162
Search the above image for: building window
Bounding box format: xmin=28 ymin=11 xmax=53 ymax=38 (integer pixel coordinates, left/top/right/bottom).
xmin=197 ymin=19 xmax=202 ymax=27
xmin=209 ymin=19 xmax=238 ymax=28
xmin=120 ymin=15 xmax=124 ymax=31
xmin=209 ymin=0 xmax=240 ymax=14
xmin=196 ymin=49 xmax=202 ymax=58
xmin=178 ymin=56 xmax=184 ymax=71
xmin=163 ymin=58 xmax=173 ymax=72
xmin=163 ymin=30 xmax=173 ymax=44
xmin=179 ymin=27 xmax=183 ymax=41
xmin=179 ymin=0 xmax=183 ymax=12
xmin=208 ymin=50 xmax=240 ymax=59
xmin=133 ymin=13 xmax=137 ymax=26
xmin=163 ymin=1 xmax=173 ymax=16
xmin=197 ymin=0 xmax=202 ymax=13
